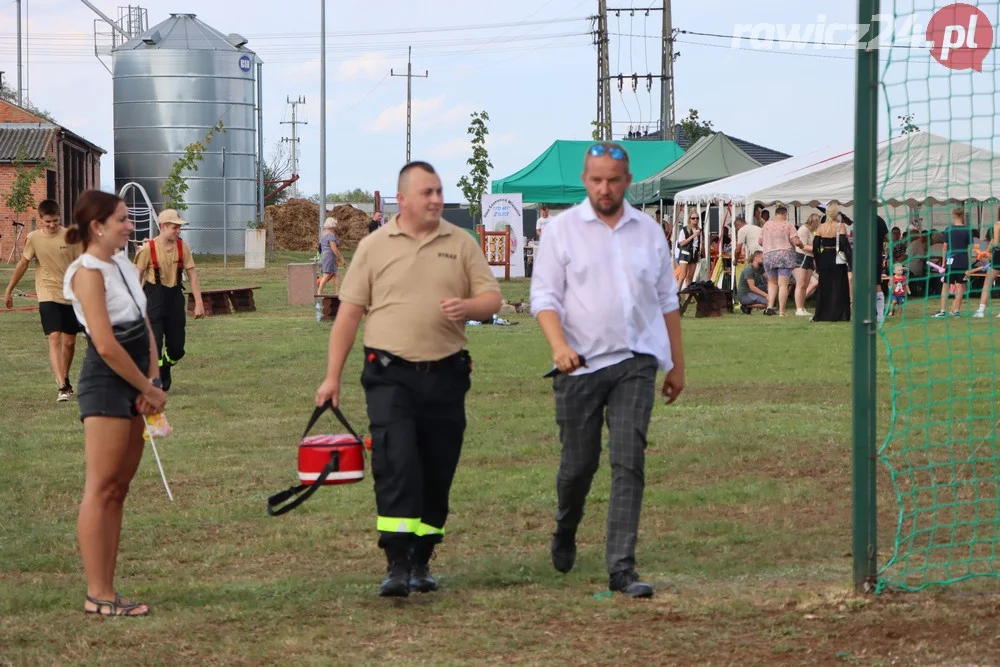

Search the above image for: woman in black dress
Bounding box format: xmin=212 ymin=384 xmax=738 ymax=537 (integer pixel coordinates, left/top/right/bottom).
xmin=812 ymin=204 xmax=852 ymax=322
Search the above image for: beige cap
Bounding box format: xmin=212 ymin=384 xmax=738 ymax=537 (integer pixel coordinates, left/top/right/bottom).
xmin=158 ymin=209 xmax=189 ymax=226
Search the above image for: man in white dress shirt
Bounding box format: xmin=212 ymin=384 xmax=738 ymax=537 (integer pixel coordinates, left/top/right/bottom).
xmin=530 ymin=142 xmax=686 ymax=598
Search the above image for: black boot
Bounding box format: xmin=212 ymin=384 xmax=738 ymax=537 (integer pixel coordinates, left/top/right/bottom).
xmin=550 ymin=527 xmax=576 ymax=574
xmin=160 ymin=363 xmax=172 ymax=392
xmin=409 ymin=539 xmax=439 ymax=593
xmin=379 ymin=542 xmax=411 ymax=597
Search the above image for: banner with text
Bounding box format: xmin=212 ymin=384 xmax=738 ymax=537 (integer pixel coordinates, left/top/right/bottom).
xmin=481 ymin=193 xmax=525 ymax=279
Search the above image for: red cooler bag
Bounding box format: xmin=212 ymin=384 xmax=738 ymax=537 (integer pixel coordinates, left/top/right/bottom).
xmin=267 ymin=401 xmax=367 ymax=516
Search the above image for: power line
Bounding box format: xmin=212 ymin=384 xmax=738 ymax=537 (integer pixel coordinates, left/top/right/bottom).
xmin=674 ymin=38 xmax=858 ymax=61
xmin=677 ymin=28 xmax=984 ymax=51
xmin=0 ymin=17 xmax=591 ymax=44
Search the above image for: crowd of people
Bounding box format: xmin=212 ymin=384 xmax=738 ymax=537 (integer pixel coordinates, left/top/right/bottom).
xmin=672 ymin=202 xmax=1000 ymax=323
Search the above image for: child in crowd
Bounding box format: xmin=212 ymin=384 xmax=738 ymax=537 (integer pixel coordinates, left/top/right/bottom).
xmin=888 ymin=263 xmax=909 ymax=317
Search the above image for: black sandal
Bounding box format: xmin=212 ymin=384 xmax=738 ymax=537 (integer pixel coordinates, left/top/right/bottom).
xmin=85 ymin=592 xmax=149 ymax=617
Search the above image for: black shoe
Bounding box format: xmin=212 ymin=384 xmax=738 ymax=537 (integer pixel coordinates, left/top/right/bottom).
xmin=609 ymin=570 xmax=654 ymax=598
xmin=409 ymin=539 xmax=438 ymax=593
xmin=550 ymin=528 xmax=576 ymax=574
xmin=740 ymin=304 xmax=751 ymax=315
xmin=763 ymin=308 xmax=776 ymax=316
xmin=379 ymin=545 xmax=411 ymax=598
xmin=160 ymin=364 xmax=172 ymax=392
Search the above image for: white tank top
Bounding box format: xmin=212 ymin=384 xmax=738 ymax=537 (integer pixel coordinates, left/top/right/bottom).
xmin=63 ymin=252 xmax=147 ymax=334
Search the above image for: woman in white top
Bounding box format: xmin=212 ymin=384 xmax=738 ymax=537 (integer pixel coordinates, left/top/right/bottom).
xmin=63 ymin=190 xmax=166 ymax=617
xmin=793 ymin=213 xmax=821 ymax=316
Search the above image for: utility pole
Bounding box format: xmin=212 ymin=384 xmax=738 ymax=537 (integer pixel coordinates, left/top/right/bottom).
xmin=391 ymin=46 xmax=428 ymax=164
xmin=661 ymin=0 xmax=675 ymax=140
xmin=595 ymin=1 xmax=612 ymax=140
xmin=280 ymin=95 xmax=307 ymax=197
xmin=16 ymin=0 xmax=23 ymax=106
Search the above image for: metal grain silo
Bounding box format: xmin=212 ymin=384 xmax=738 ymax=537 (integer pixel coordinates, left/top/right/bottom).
xmin=112 ymin=13 xmax=258 ymax=254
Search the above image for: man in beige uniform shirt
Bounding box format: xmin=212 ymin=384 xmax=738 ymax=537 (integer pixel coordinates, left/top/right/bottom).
xmin=4 ymin=200 xmax=82 ymax=401
xmin=315 ymin=161 xmax=502 ymax=598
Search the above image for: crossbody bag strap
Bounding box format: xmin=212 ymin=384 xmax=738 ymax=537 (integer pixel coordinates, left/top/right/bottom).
xmin=266 ymin=401 xmax=365 ymax=517
xmin=113 ymin=259 xmax=144 ymax=319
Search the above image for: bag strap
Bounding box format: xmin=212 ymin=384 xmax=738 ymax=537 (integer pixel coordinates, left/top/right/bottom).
xmin=266 ymin=401 xmax=365 ymax=517
xmin=114 ymin=259 xmax=144 ymax=320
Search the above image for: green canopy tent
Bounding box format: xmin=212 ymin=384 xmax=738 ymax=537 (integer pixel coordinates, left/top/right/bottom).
xmin=491 ymin=139 xmax=684 ymax=205
xmin=627 ymin=133 xmax=761 ymax=205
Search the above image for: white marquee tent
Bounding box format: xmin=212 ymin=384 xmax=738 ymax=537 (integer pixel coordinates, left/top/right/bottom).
xmin=751 ymin=132 xmax=1000 ymax=207
xmin=671 ymin=133 xmax=1000 ymax=287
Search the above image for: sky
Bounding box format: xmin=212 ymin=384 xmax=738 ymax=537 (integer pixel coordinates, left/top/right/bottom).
xmin=0 ymin=0 xmax=997 ymax=204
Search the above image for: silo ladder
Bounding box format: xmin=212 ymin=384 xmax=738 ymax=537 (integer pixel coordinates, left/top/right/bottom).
xmin=118 ymin=182 xmax=158 ymax=260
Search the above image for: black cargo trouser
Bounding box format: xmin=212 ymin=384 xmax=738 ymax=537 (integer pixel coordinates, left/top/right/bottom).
xmin=144 ymin=283 xmax=186 ymax=386
xmin=361 ymin=348 xmax=472 ymax=550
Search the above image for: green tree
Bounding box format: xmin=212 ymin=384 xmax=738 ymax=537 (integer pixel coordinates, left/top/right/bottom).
xmin=898 ymin=113 xmax=920 ymax=134
xmin=590 ymin=119 xmax=611 ymax=141
xmin=457 ymin=110 xmax=493 ymax=224
xmin=679 ymin=108 xmax=714 ymax=143
xmin=160 ymin=118 xmax=226 ymax=211
xmin=328 ymin=188 xmax=375 ymax=204
xmin=4 ymin=146 xmax=53 ymax=226
xmin=0 ymin=85 xmax=56 ymax=123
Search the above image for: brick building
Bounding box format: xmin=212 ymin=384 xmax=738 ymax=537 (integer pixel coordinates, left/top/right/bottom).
xmin=0 ymin=99 xmax=105 ymax=261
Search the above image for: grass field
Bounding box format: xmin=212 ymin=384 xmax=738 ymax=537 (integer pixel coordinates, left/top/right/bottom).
xmin=2 ymin=254 xmax=1000 ymax=666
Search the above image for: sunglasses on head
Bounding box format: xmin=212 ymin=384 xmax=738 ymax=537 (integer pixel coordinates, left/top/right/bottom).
xmin=588 ymin=144 xmax=626 ymax=160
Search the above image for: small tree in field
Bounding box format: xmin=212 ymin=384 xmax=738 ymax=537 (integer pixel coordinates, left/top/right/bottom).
xmin=4 ymin=146 xmax=52 ymax=226
xmin=161 ymin=118 xmax=226 ymax=211
xmin=679 ymin=108 xmax=714 ymax=143
xmin=457 ymin=111 xmax=494 ymax=224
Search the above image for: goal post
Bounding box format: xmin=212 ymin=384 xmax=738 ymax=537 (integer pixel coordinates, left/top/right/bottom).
xmin=852 ymin=0 xmax=881 ymax=593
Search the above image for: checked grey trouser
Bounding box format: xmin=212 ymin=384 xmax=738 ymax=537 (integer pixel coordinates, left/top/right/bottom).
xmin=552 ymin=353 xmax=657 ymax=575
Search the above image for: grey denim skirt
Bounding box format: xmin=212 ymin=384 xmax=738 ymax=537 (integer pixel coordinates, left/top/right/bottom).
xmin=77 ymin=319 xmax=151 ymax=422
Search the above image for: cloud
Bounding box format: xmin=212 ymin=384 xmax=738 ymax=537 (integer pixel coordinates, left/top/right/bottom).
xmin=336 ymin=52 xmax=391 ymax=82
xmin=426 ymin=131 xmax=520 ymax=159
xmin=364 ymin=96 xmax=475 ymax=133
xmin=282 ymin=58 xmax=320 ymax=81
xmin=426 ymin=138 xmax=470 ymax=159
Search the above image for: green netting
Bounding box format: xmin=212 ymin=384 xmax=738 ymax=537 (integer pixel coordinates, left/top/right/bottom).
xmin=875 ymin=0 xmax=1000 ymax=593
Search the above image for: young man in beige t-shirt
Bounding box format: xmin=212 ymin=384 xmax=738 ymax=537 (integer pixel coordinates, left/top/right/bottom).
xmin=4 ymin=200 xmax=83 ymax=401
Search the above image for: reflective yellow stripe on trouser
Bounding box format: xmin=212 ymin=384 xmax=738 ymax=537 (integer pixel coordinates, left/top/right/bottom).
xmin=377 ymin=516 xmax=420 ymax=533
xmin=415 ymin=522 xmax=445 ymax=537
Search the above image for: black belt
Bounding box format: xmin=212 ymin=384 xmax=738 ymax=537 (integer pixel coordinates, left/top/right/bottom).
xmin=365 ymin=347 xmax=467 ymax=373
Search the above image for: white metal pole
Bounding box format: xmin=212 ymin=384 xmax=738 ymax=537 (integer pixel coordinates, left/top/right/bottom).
xmin=319 ymin=0 xmax=327 ymax=240
xmin=16 ymin=0 xmax=23 ymax=106
xmin=222 ymin=147 xmax=228 ymax=269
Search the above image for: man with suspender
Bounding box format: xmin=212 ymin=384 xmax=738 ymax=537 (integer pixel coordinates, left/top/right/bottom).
xmin=134 ymin=209 xmax=204 ymax=391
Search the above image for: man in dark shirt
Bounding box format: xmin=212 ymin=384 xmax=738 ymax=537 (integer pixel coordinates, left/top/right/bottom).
xmin=368 ymin=210 xmax=383 ymax=234
xmin=737 ymin=251 xmax=768 ymax=313
xmin=934 ymin=208 xmax=972 ymax=318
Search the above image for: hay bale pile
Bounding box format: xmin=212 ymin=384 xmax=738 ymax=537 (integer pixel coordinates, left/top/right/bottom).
xmin=266 ymin=198 xmax=321 ymax=251
xmin=329 ymin=204 xmax=372 ymax=251
xmin=266 ymin=199 xmax=374 ymax=252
